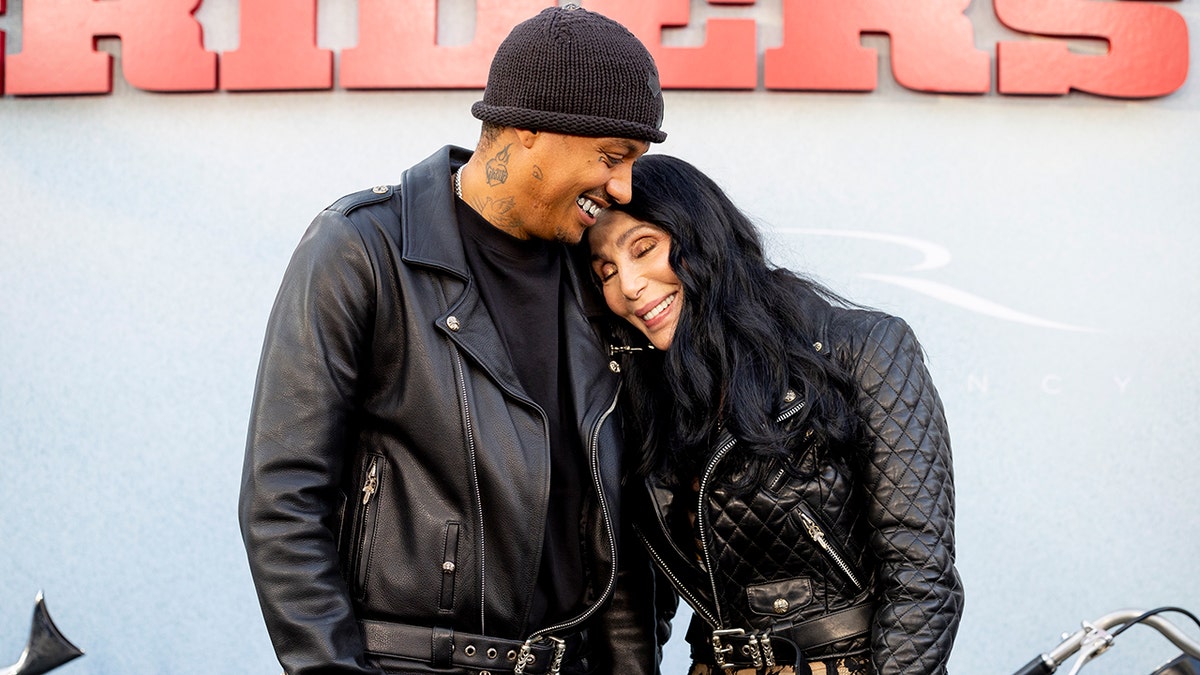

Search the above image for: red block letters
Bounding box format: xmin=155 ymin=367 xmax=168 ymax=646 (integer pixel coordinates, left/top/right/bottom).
xmin=221 ymin=0 xmax=332 ymax=91
xmin=765 ymin=0 xmax=990 ymax=92
xmin=0 ymin=0 xmax=1190 ymax=98
xmin=996 ymin=0 xmax=1189 ymax=97
xmin=6 ymin=0 xmax=216 ymax=95
xmin=340 ymin=0 xmax=549 ymax=89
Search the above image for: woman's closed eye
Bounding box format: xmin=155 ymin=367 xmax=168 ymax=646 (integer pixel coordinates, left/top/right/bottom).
xmin=594 ymin=261 xmax=618 ymax=283
xmin=631 ymin=237 xmax=657 ymax=258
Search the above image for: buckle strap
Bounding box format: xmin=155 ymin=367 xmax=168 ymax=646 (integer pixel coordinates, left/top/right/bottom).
xmin=514 ymin=636 xmax=567 ymax=675
xmin=710 ymin=629 xmax=790 ymax=672
xmin=360 ymin=619 xmax=580 ymax=674
xmin=711 ymin=628 xmax=744 ymax=671
xmin=772 ymin=603 xmax=873 ymax=651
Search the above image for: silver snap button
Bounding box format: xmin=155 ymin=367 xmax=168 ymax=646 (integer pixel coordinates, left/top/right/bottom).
xmin=773 ymin=598 xmax=790 ymax=614
xmin=609 ymin=360 xmax=620 ymax=373
xmin=442 ymin=561 xmax=455 ymax=573
xmin=447 ymin=316 xmax=461 ymax=331
xmin=372 ymin=185 xmax=388 ymax=194
xmin=464 ymin=645 xmax=476 ymax=657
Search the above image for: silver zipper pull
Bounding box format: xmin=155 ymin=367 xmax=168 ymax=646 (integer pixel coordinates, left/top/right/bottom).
xmin=361 ymin=460 xmax=378 ymax=505
xmin=797 ymin=511 xmax=829 ymax=551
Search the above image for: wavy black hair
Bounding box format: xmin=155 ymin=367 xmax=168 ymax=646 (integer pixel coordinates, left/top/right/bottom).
xmin=595 ymin=155 xmax=863 ymax=483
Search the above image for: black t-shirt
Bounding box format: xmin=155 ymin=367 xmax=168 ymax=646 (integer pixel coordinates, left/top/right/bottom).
xmin=455 ymin=198 xmax=586 ymax=628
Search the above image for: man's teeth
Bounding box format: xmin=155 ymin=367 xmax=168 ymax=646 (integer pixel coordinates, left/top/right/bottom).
xmin=577 ymin=197 xmax=601 ymax=217
xmin=643 ymin=293 xmax=676 ymax=322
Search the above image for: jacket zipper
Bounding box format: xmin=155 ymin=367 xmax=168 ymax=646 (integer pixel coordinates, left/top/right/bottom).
xmin=361 ymin=459 xmax=379 ymax=505
xmin=696 ymin=396 xmax=807 ymax=629
xmin=526 ymin=386 xmax=621 ymax=642
xmin=354 ymin=457 xmax=381 ymax=597
xmin=452 ymin=351 xmax=487 ymax=633
xmin=696 ymin=434 xmax=739 ymax=628
xmin=636 ymin=529 xmax=721 ymax=628
xmin=794 ymin=507 xmax=863 ymax=591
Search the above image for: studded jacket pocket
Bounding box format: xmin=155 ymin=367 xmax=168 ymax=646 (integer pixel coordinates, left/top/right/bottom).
xmin=439 ymin=522 xmax=460 ymax=612
xmin=746 ymin=577 xmax=813 ymax=619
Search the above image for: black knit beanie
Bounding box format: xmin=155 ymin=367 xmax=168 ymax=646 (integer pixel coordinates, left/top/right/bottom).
xmin=472 ymin=5 xmax=666 ymax=143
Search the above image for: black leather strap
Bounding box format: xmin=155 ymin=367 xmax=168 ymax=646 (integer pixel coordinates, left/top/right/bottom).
xmin=430 ymin=625 xmax=454 ymax=668
xmin=776 ymin=603 xmax=874 ymax=650
xmin=688 ymin=603 xmax=873 ymax=668
xmin=360 ymin=619 xmax=583 ymax=674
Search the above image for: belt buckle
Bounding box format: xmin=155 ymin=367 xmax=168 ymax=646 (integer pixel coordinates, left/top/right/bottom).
xmin=711 ymin=628 xmax=745 ymax=672
xmin=513 ymin=635 xmax=567 ymax=675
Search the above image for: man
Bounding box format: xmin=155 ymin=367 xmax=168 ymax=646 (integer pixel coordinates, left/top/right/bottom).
xmin=238 ymin=5 xmax=667 ymax=675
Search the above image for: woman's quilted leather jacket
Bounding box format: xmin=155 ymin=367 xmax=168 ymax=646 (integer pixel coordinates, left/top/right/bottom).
xmin=634 ymin=300 xmax=964 ymax=674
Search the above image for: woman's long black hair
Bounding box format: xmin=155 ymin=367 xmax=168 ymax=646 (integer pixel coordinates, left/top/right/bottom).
xmin=598 ymin=155 xmax=862 ymax=483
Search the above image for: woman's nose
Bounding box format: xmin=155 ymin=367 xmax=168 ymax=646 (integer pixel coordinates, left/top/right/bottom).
xmin=621 ymin=271 xmax=646 ymax=300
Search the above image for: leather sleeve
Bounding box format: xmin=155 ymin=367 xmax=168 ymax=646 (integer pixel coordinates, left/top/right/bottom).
xmin=590 ymin=500 xmax=669 ymax=674
xmin=849 ymin=315 xmax=964 ymax=675
xmin=238 ymin=210 xmax=385 ymax=675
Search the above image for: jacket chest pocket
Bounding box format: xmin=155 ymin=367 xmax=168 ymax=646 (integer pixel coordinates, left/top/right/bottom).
xmin=439 ymin=522 xmax=460 ymax=613
xmin=791 ymin=501 xmax=863 ymax=592
xmin=746 ymin=577 xmax=813 ymax=620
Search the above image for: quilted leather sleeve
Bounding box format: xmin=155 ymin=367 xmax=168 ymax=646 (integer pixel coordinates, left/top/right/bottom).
xmin=847 ymin=315 xmax=964 ymax=674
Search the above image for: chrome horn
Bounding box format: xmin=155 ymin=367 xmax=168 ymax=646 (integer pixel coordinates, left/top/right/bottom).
xmin=2 ymin=593 xmax=83 ymax=675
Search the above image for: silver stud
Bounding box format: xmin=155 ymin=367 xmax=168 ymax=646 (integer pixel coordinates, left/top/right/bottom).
xmin=609 ymin=360 xmax=620 ymax=373
xmin=783 ymin=389 xmax=797 ymax=403
xmin=447 ymin=316 xmax=461 ymax=331
xmin=773 ymin=598 xmax=790 ymax=614
xmin=442 ymin=561 xmax=455 ymax=573
xmin=372 ymin=185 xmax=388 ymax=194
xmin=813 ymin=341 xmax=823 ymax=352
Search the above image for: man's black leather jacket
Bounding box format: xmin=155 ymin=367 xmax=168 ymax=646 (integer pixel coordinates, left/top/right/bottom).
xmin=634 ymin=298 xmax=964 ymax=674
xmin=238 ymin=146 xmax=654 ymax=674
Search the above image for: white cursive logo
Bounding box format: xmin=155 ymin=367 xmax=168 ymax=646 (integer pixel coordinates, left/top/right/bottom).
xmin=771 ymin=228 xmax=1100 ymax=333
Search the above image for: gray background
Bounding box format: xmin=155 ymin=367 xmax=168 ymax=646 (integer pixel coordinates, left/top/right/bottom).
xmin=2 ymin=0 xmax=1198 ymax=673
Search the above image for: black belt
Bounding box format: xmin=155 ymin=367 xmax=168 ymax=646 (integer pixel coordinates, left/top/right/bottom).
xmin=689 ymin=604 xmax=873 ymax=671
xmin=360 ymin=619 xmax=584 ymax=674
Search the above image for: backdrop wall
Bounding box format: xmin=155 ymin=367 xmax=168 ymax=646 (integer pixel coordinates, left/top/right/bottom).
xmin=2 ymin=1 xmax=1198 ymax=673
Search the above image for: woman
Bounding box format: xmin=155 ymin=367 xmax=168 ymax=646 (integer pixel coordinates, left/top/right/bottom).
xmin=586 ymin=155 xmax=964 ymax=675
